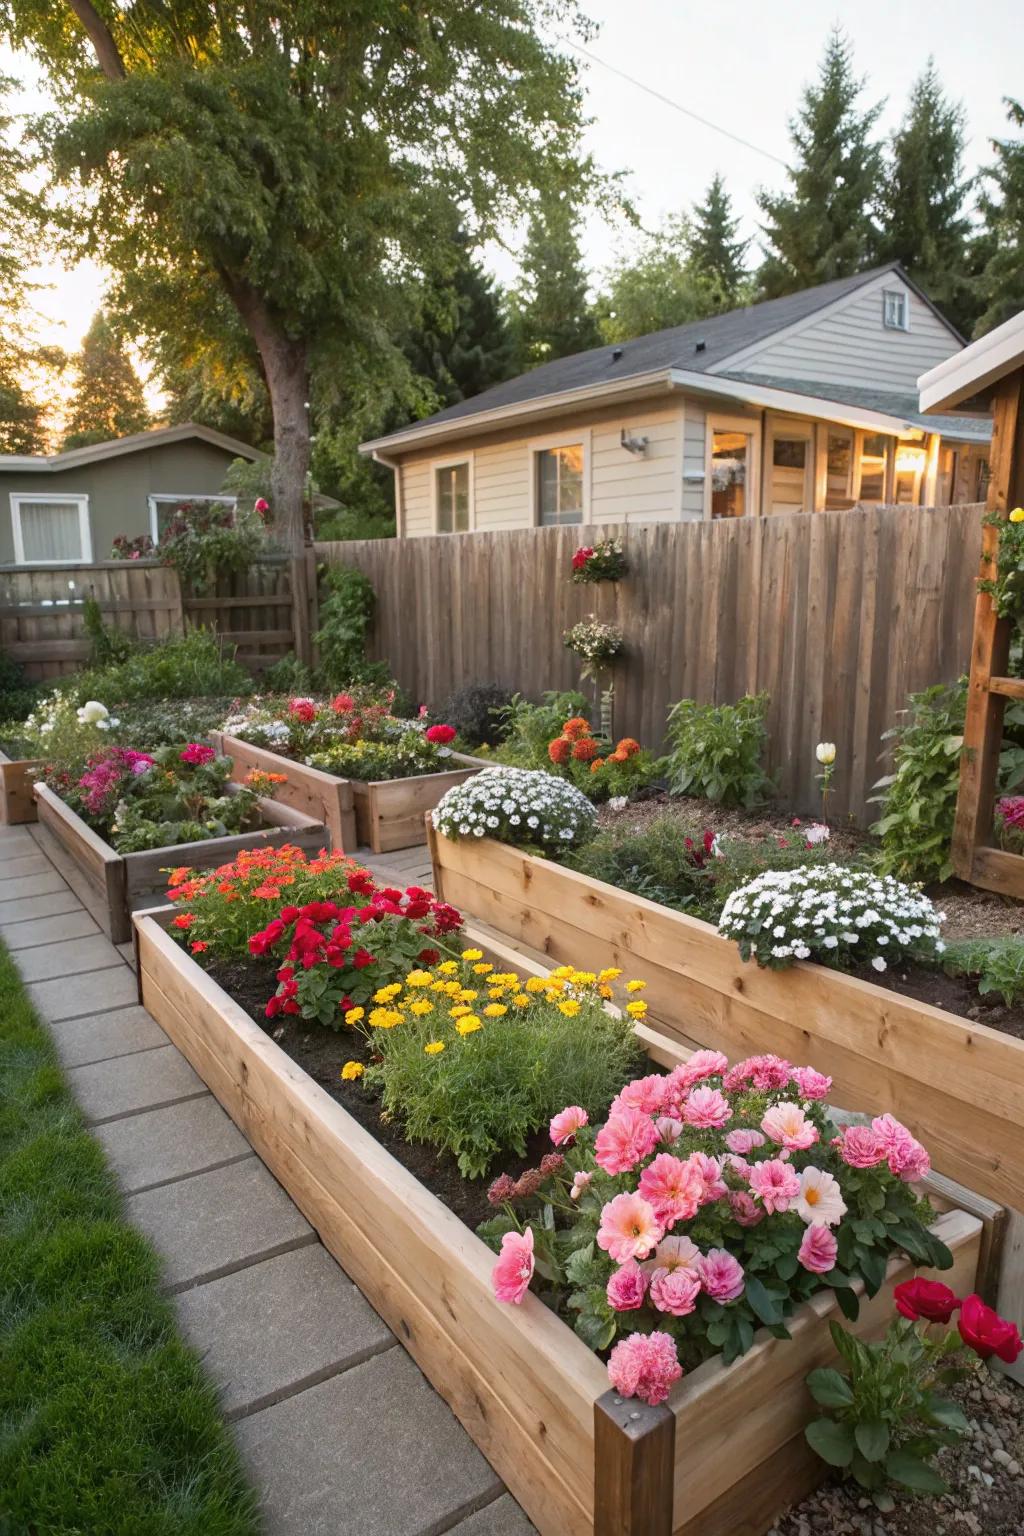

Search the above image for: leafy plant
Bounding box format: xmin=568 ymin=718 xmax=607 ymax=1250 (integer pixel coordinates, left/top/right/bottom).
xmin=82 ymin=594 xmax=133 ymax=666
xmin=942 ymin=934 xmax=1024 ymax=1006
xmin=565 ymin=815 xmax=717 ymax=912
xmin=665 ymin=692 xmax=773 ymax=808
xmin=490 ymin=689 xmax=590 ymax=768
xmin=63 ymin=627 xmax=251 ymax=705
xmin=563 ymin=616 xmax=625 ymax=681
xmin=545 ymin=717 xmax=663 ymax=802
xmin=114 ymin=696 xmax=239 ymax=750
xmin=155 ymin=500 xmax=267 ymax=593
xmin=438 ymin=682 xmax=515 ymax=748
xmin=978 ymin=507 xmax=1024 ymax=628
xmin=571 ymin=537 xmax=627 ymax=584
xmin=0 ymin=647 xmax=40 ymax=724
xmin=308 ymin=729 xmax=446 ymax=782
xmin=314 ymin=564 xmax=376 ymax=685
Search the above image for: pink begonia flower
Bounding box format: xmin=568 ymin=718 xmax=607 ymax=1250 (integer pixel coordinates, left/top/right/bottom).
xmin=549 ymin=1105 xmax=588 ymax=1146
xmin=610 ymin=1073 xmax=667 ymax=1119
xmin=795 ymin=1166 xmax=847 ymax=1227
xmin=673 ymin=1049 xmax=729 ymax=1092
xmin=798 ymin=1223 xmax=838 ymax=1274
xmin=728 ymin=1190 xmax=764 ymax=1227
xmin=491 ymin=1227 xmax=534 ymax=1304
xmin=655 ymin=1115 xmax=684 ymax=1145
xmin=594 ymin=1107 xmax=659 ymax=1176
xmin=682 ymin=1085 xmax=732 ymax=1129
xmin=649 ymin=1264 xmax=702 ymax=1316
xmin=597 ymin=1193 xmax=664 ymax=1264
xmin=724 ymin=1054 xmax=792 ymax=1093
xmin=790 ymin=1066 xmax=832 ymax=1100
xmin=642 ymin=1235 xmax=700 ymax=1274
xmin=690 ymin=1151 xmax=728 ymax=1205
xmin=761 ymin=1101 xmax=820 ymax=1151
xmin=725 ymin=1128 xmax=766 ymax=1155
xmin=606 ymin=1259 xmax=649 ymax=1311
xmin=638 ymin=1153 xmax=704 ymax=1228
xmin=747 ymin=1158 xmax=801 ymax=1214
xmin=697 ymin=1248 xmax=746 ymax=1302
xmin=871 ymin=1113 xmax=914 ymax=1156
xmin=607 ymin=1331 xmax=683 ymax=1406
xmin=834 ymin=1124 xmax=888 ymax=1169
xmin=570 ymin=1170 xmax=593 ymax=1201
xmin=179 ymin=742 xmax=217 ymax=766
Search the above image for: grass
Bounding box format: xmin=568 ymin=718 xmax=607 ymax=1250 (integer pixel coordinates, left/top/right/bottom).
xmin=0 ymin=939 xmax=260 ymax=1535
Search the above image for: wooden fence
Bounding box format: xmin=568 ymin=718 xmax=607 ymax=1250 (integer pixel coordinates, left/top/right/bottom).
xmin=320 ymin=502 xmax=985 ymax=826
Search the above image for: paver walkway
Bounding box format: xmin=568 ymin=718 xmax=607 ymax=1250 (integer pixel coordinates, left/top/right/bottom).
xmin=0 ymin=821 xmax=535 ymax=1536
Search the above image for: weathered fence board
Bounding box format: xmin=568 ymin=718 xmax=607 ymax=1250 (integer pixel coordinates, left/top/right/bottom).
xmin=320 ymin=504 xmax=983 ymax=825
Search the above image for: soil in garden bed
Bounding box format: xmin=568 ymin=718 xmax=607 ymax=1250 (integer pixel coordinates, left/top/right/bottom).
xmin=868 ymin=962 xmax=1024 ymax=1042
xmin=205 ymin=956 xmax=547 ymax=1230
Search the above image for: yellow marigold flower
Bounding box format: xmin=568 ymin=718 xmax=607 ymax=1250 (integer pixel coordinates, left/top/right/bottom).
xmin=551 ymin=965 xmax=573 ymax=979
xmin=545 ymin=977 xmax=566 ymax=993
xmin=424 ymin=1040 xmax=445 ymax=1055
xmin=409 ymin=999 xmax=433 ymax=1016
xmin=455 ymin=1016 xmax=482 ymax=1036
xmin=450 ymin=1004 xmax=471 ymax=1018
xmin=599 ymin=985 xmax=613 ymax=1000
xmin=340 ymin=1060 xmax=365 ymax=1080
xmin=373 ymin=984 xmax=402 ymax=1003
xmin=472 ymin=962 xmax=494 ymax=975
xmin=558 ymin=999 xmax=582 ymax=1017
xmin=626 ymin=979 xmax=647 ymax=993
xmin=493 ymin=972 xmax=520 ymax=986
xmin=461 ymin=948 xmax=483 ymax=961
xmin=525 ymin=977 xmax=547 ymax=993
xmin=572 ymin=971 xmax=597 ymax=986
xmin=626 ymin=1000 xmax=648 ymax=1018
xmin=599 ymin=967 xmax=623 ymax=982
xmin=488 ymin=986 xmax=508 ymax=1000
xmin=483 ymin=1003 xmax=507 ymax=1017
xmin=405 ymin=969 xmax=434 ymax=988
xmin=457 ymin=988 xmax=478 ymax=1002
xmin=369 ymin=1007 xmax=403 ymax=1029
xmin=344 ymin=1007 xmax=365 ymax=1025
xmin=437 ymin=960 xmax=459 ymax=976
xmin=512 ymin=993 xmax=531 ymax=1007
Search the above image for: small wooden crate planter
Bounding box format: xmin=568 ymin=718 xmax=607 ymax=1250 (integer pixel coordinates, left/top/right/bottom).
xmin=0 ymin=748 xmax=43 ymax=825
xmin=34 ymin=781 xmax=326 ymax=945
xmin=427 ymin=826 xmax=1024 ymax=1218
xmin=134 ymin=907 xmax=982 ymax=1536
xmin=211 ymin=730 xmax=478 ymax=855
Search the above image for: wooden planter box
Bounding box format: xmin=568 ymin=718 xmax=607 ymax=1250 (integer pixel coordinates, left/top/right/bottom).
xmin=34 ymin=781 xmax=326 ymax=945
xmin=427 ymin=826 xmax=1024 ymax=1217
xmin=212 ymin=731 xmax=477 ymax=855
xmin=0 ymin=748 xmax=43 ymax=825
xmin=134 ymin=908 xmax=981 ymax=1536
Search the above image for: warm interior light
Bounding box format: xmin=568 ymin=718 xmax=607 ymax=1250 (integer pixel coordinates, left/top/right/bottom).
xmin=895 ymin=446 xmax=926 ymax=473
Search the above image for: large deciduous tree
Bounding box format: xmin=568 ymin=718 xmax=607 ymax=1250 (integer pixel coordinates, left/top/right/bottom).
xmin=62 ymin=309 xmax=150 ymax=448
xmin=596 ymin=213 xmax=704 ymax=343
xmin=0 ymin=72 xmax=54 ymax=454
xmin=1 ymin=0 xmax=593 ymax=650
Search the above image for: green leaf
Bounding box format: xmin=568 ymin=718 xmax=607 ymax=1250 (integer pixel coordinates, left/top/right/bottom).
xmin=806 ymin=1367 xmax=854 ymax=1408
xmin=744 ymin=1274 xmax=784 ymax=1326
xmin=922 ymin=1394 xmax=969 ymax=1433
xmin=805 ymin=1417 xmax=856 ymax=1468
xmin=854 ymin=1419 xmax=890 ymax=1463
xmin=834 ymin=1286 xmax=861 ymax=1323
xmin=855 ymin=1245 xmax=888 ymax=1297
xmin=564 ymin=1242 xmax=595 ymax=1286
xmin=883 ymin=1449 xmax=947 ymax=1493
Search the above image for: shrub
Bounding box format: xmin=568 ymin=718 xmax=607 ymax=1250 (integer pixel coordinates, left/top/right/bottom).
xmin=18 ymin=691 xmax=119 ymax=778
xmin=942 ymin=935 xmax=1024 ymax=1006
xmin=545 ymin=717 xmax=663 ymax=802
xmin=483 ymin=1050 xmax=948 ymax=1391
xmin=718 ymin=865 xmax=945 ymax=973
xmin=82 ymin=594 xmax=133 ymax=666
xmin=491 ymin=689 xmax=590 ymax=768
xmin=363 ymin=955 xmax=645 ymax=1177
xmin=565 ymin=815 xmax=717 ymax=912
xmin=665 ymin=692 xmax=773 ymax=808
xmin=432 ymin=766 xmax=597 ymax=854
xmin=314 ymin=564 xmax=376 ymax=685
xmin=221 ymin=688 xmax=395 ymax=760
xmin=64 ymin=627 xmax=251 ymax=705
xmin=317 ymin=506 xmax=396 ymax=541
xmin=0 ymin=647 xmax=40 ymax=724
xmin=154 ymin=499 xmax=266 ymax=593
xmin=114 ymin=696 xmax=241 ymax=750
xmin=439 ymin=682 xmax=515 ymax=748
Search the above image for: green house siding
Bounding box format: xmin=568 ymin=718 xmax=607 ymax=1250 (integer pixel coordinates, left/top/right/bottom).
xmin=0 ymin=440 xmax=243 ymax=565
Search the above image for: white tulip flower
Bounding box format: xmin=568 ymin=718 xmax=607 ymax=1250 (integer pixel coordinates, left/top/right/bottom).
xmin=815 ymin=742 xmax=836 ymax=765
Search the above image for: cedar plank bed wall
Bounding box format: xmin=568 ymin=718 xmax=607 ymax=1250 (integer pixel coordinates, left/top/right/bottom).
xmin=134 ymin=909 xmax=981 ymax=1536
xmin=211 ymin=730 xmax=358 ymax=852
xmin=0 ymin=749 xmax=43 ymax=825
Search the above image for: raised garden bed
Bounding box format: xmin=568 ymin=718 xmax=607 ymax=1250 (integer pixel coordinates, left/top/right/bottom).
xmin=212 ymin=731 xmax=478 ymax=855
xmin=134 ymin=906 xmax=982 ymax=1536
xmin=34 ymin=780 xmax=326 ymax=945
xmin=0 ymin=747 xmax=43 ymax=825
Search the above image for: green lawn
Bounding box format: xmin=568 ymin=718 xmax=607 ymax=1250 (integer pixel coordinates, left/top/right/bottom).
xmin=0 ymin=939 xmax=260 ymax=1535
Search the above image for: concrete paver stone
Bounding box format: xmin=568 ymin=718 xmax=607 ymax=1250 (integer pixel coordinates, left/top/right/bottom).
xmin=0 ymin=908 xmax=101 ymax=949
xmin=15 ymin=933 xmax=125 ymax=983
xmin=94 ymin=1093 xmax=251 ymax=1193
xmin=68 ymin=1043 xmax=205 ymax=1123
xmin=28 ymin=965 xmax=140 ymax=1021
xmin=48 ymin=1006 xmax=168 ymax=1069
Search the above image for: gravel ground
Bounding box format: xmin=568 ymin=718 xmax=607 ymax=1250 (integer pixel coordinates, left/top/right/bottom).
xmin=771 ymin=1366 xmax=1024 ymax=1536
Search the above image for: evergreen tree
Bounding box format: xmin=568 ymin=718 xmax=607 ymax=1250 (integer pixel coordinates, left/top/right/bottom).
xmin=875 ymin=61 xmax=973 ymax=333
xmin=975 ymin=99 xmax=1024 ymax=337
xmin=509 ymin=187 xmax=601 ymax=367
xmin=0 ymin=73 xmax=52 ymax=453
xmin=404 ymin=226 xmax=516 ymax=407
xmin=688 ymin=174 xmax=750 ymax=312
xmin=596 ymin=214 xmax=706 ymax=342
xmin=757 ymin=29 xmax=883 ymax=298
xmin=62 ymin=311 xmax=150 ymax=449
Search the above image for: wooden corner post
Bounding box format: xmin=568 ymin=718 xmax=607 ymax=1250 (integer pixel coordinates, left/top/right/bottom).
xmin=594 ymin=1389 xmax=675 ymax=1536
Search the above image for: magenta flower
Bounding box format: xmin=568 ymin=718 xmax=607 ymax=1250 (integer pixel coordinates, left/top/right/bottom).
xmin=697 ymin=1248 xmax=745 ymax=1303
xmin=607 ymin=1331 xmax=683 ymax=1406
xmin=798 ymin=1224 xmax=838 ymax=1274
xmin=491 ymin=1227 xmax=534 ymax=1304
xmin=606 ymin=1259 xmax=649 ymax=1311
xmin=179 ymin=743 xmax=216 ymax=766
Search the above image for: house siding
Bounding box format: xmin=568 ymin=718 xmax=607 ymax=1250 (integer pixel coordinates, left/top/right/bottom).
xmin=681 ymin=405 xmax=707 ymax=521
xmin=728 ymin=274 xmax=960 ymax=393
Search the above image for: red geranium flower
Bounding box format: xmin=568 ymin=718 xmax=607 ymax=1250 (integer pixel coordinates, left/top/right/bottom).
xmin=572 ymin=546 xmax=594 ymax=570
xmin=425 ymin=724 xmax=456 ymax=745
xmin=173 ymin=913 xmax=195 ymax=929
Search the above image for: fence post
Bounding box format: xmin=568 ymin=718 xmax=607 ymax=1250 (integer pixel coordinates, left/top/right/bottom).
xmin=594 ymin=1389 xmax=674 ymax=1536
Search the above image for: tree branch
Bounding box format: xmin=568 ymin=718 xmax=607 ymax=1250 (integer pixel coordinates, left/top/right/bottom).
xmin=65 ymin=0 xmax=126 ymax=80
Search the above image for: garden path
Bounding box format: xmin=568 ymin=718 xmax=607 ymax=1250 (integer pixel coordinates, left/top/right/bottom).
xmin=0 ymin=821 xmax=536 ymax=1536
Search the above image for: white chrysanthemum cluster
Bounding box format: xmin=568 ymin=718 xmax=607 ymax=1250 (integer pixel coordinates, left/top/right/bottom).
xmin=432 ymin=766 xmax=596 ymax=852
xmin=717 ymin=863 xmax=945 ymax=973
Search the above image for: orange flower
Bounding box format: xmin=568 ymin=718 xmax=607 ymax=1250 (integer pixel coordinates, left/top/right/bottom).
xmin=616 ymin=737 xmax=641 ymax=758
xmin=190 ymin=940 xmax=209 ymax=953
xmin=173 ymin=913 xmax=195 ymax=929
xmin=572 ymin=738 xmax=599 ymax=762
xmin=168 ymin=865 xmax=193 ymax=886
xmin=607 ymin=750 xmax=628 ymax=764
xmin=562 ymin=717 xmax=592 ymax=740
xmin=548 ymin=737 xmax=572 ymax=764
xmin=590 ymin=757 xmax=605 ymax=773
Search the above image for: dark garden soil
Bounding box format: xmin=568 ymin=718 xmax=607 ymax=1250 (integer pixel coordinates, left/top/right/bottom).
xmin=205 ymin=955 xmax=545 ymax=1231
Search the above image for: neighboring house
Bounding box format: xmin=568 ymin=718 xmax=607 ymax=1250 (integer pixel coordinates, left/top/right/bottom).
xmin=360 ymin=263 xmax=992 ymax=537
xmin=0 ymin=423 xmax=264 ymax=566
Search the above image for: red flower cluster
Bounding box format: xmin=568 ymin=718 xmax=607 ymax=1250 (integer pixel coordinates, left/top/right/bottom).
xmin=288 ymin=697 xmax=318 ymax=723
xmin=572 ymin=546 xmax=595 ymax=571
xmin=893 ymin=1279 xmax=1021 ymax=1363
xmin=179 ymin=742 xmax=216 ymax=766
xmin=684 ymin=829 xmax=717 ymax=869
xmin=425 ymin=723 xmax=456 ymax=746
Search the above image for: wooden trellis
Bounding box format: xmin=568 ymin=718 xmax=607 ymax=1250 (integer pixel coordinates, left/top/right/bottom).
xmin=951 ymin=368 xmax=1024 ymax=895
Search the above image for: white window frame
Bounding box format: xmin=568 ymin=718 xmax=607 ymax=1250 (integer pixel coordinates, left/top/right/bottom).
xmin=528 ymin=428 xmax=592 ymax=527
xmin=703 ymin=414 xmax=761 ymax=521
xmin=147 ymin=493 xmax=239 ymax=545
xmin=429 ymin=454 xmax=475 ymax=534
xmin=10 ymin=492 xmax=92 ymax=565
xmin=882 ymin=289 xmax=909 ymax=332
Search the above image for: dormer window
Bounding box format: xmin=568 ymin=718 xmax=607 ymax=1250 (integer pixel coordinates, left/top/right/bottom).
xmin=882 ymin=290 xmax=909 ymax=331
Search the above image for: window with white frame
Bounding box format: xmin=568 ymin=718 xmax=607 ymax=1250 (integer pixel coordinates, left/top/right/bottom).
xmin=10 ymin=494 xmax=92 ymax=564
xmin=148 ymin=494 xmax=238 ymax=545
xmin=535 ymin=443 xmax=584 ymax=525
xmin=433 ymin=461 xmax=471 ymax=533
xmin=882 ymin=290 xmax=909 ymax=331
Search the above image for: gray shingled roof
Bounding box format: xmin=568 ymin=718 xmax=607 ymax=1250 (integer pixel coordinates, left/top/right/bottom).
xmin=723 ymin=374 xmax=992 ymax=442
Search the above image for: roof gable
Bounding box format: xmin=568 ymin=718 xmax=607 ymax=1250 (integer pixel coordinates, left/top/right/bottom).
xmin=0 ymin=422 xmax=264 ymax=473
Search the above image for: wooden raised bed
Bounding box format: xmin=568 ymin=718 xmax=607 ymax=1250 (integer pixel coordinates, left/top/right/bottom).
xmin=427 ymin=826 xmax=1024 ymax=1217
xmin=34 ymin=781 xmax=326 ymax=945
xmin=212 ymin=730 xmax=477 ymax=855
xmin=0 ymin=748 xmax=43 ymax=825
xmin=134 ymin=907 xmax=982 ymax=1536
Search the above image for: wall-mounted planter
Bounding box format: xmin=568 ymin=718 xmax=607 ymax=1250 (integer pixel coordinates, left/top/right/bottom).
xmin=34 ymin=780 xmax=326 ymax=944
xmin=0 ymin=748 xmax=43 ymax=825
xmin=134 ymin=907 xmax=981 ymax=1536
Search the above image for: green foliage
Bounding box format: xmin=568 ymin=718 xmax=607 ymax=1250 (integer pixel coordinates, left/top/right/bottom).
xmin=942 ymin=935 xmax=1024 ymax=1006
xmin=0 ymin=646 xmax=41 ymax=723
xmin=308 ymin=730 xmax=442 ymax=783
xmin=975 ymin=98 xmax=1024 ymax=337
xmin=403 ymin=218 xmax=516 ymax=408
xmin=113 ymin=696 xmax=238 ymax=751
xmin=0 ymin=940 xmax=259 ymax=1534
xmin=870 ymin=680 xmax=967 ymax=882
xmin=596 ymin=213 xmax=709 ymax=343
xmin=688 ymin=173 xmax=751 ymax=313
xmin=665 ymin=692 xmax=774 ymax=808
xmin=439 ymin=682 xmax=515 ymax=748
xmin=978 ymin=509 xmax=1024 ymax=627
xmin=317 ymin=505 xmax=396 ymax=542
xmin=0 ymin=74 xmax=55 ymax=454
xmin=61 ymin=309 xmax=149 ymax=449
xmin=314 ymin=564 xmax=376 ymax=685
xmin=65 ymin=627 xmax=251 ymax=706
xmin=82 ymin=593 xmax=133 ymax=667
xmin=508 ymin=184 xmax=602 ymax=368
xmin=490 ymin=689 xmax=591 ymax=769
xmin=155 ymin=500 xmax=267 ymax=594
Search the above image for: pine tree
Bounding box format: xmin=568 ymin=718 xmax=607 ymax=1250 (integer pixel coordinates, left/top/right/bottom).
xmin=404 ymin=228 xmax=515 ymax=407
xmin=757 ymin=29 xmax=883 ymax=298
xmin=688 ymin=174 xmax=750 ymax=312
xmin=975 ymin=99 xmax=1024 ymax=337
xmin=875 ymin=61 xmax=973 ymax=333
xmin=509 ymin=188 xmax=601 ymax=367
xmin=62 ymin=312 xmax=150 ymax=449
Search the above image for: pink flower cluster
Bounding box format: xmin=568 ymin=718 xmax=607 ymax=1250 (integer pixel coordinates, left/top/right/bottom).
xmin=179 ymin=742 xmax=216 ymax=766
xmin=832 ymin=1113 xmax=931 ymax=1183
xmin=77 ymin=746 xmax=154 ymax=818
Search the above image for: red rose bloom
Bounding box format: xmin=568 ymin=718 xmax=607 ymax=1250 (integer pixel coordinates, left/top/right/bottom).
xmin=548 ymin=736 xmax=572 ymax=764
xmin=957 ymin=1293 xmax=1023 ymax=1363
xmin=425 ymin=724 xmax=456 ymax=745
xmin=893 ymin=1278 xmax=960 ymax=1324
xmin=572 ymin=546 xmax=594 ymax=569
